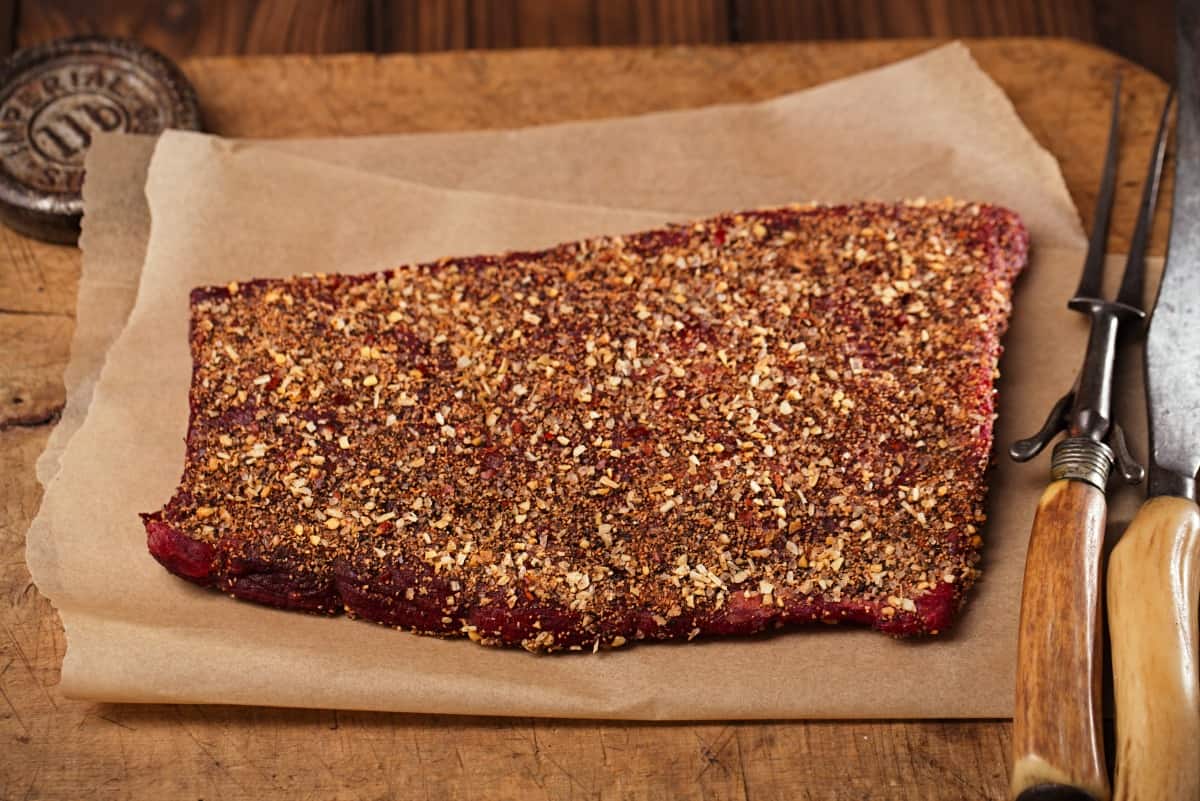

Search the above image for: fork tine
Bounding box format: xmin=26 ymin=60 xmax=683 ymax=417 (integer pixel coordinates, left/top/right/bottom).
xmin=1115 ymin=88 xmax=1175 ymax=311
xmin=1074 ymin=74 xmax=1124 ymax=301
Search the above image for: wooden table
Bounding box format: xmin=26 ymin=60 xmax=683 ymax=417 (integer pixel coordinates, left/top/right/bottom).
xmin=0 ymin=39 xmax=1171 ymax=800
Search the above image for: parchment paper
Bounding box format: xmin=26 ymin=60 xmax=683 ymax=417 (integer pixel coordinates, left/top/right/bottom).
xmin=29 ymin=43 xmax=1147 ymax=718
xmin=35 ymin=136 xmax=158 ymax=487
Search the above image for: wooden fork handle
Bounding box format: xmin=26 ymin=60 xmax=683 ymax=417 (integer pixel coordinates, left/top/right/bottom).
xmin=1011 ymin=479 xmax=1110 ymax=801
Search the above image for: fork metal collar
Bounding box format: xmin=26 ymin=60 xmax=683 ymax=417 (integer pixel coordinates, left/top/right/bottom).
xmin=1050 ymin=437 xmax=1115 ymax=491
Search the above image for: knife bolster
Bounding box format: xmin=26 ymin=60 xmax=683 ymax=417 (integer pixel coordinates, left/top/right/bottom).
xmin=1147 ymin=463 xmax=1197 ymax=501
xmin=1011 ymin=479 xmax=1110 ymax=801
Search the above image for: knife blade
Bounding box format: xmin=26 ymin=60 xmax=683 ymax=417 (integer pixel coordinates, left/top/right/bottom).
xmin=1008 ymin=75 xmax=1174 ymax=801
xmin=1106 ymin=4 xmax=1200 ymax=799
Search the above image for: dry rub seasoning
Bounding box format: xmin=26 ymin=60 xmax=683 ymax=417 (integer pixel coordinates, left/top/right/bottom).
xmin=144 ymin=199 xmax=1029 ymax=652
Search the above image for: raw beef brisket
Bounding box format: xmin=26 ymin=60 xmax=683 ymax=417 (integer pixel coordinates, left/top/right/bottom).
xmin=145 ymin=200 xmax=1028 ymax=652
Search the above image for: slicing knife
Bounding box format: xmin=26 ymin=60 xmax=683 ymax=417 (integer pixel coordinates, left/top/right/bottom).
xmin=1106 ymin=3 xmax=1200 ymax=800
xmin=1007 ymin=71 xmax=1174 ymax=801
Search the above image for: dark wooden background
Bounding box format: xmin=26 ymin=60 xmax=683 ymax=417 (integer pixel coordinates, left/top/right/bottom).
xmin=9 ymin=0 xmax=1176 ymax=78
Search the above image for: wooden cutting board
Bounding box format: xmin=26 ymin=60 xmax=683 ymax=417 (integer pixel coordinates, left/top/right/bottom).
xmin=0 ymin=39 xmax=1170 ymax=801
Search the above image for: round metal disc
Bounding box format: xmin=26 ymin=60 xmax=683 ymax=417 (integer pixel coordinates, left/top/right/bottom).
xmin=0 ymin=36 xmax=202 ymax=244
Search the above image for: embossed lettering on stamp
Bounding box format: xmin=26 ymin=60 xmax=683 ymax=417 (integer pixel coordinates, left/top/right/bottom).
xmin=0 ymin=61 xmax=175 ymax=194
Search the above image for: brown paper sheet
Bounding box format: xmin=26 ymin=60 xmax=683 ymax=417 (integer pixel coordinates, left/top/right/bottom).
xmin=29 ymin=43 xmax=1149 ymax=719
xmin=35 ymin=136 xmax=158 ymax=487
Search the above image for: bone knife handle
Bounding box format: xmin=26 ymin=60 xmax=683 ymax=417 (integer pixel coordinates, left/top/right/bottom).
xmin=1107 ymin=495 xmax=1200 ymax=801
xmin=1011 ymin=479 xmax=1110 ymax=801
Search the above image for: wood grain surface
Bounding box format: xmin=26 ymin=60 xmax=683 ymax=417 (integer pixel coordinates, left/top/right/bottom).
xmin=12 ymin=0 xmax=1176 ymax=78
xmin=0 ymin=39 xmax=1172 ymax=801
